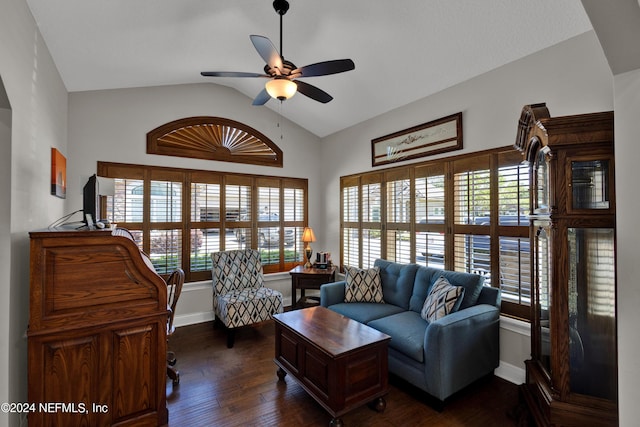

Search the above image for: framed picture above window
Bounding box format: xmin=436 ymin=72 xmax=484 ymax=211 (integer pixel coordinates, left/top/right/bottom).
xmin=371 ymin=112 xmax=463 ymax=167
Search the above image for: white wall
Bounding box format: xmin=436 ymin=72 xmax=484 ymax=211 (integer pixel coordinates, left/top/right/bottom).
xmin=0 ymin=90 xmax=12 ymax=427
xmin=614 ymin=67 xmax=640 ymax=426
xmin=67 ymin=83 xmax=323 ymax=325
xmin=0 ymin=0 xmax=630 ymax=422
xmin=0 ymin=0 xmax=70 ymax=425
xmin=319 ymin=30 xmax=614 ymax=378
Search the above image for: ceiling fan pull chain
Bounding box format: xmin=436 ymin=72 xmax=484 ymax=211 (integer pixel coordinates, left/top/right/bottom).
xmin=278 ymin=101 xmax=284 ymax=140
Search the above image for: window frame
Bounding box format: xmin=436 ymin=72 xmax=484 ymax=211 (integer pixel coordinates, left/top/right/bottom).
xmin=339 ymin=146 xmax=531 ymax=320
xmin=98 ymin=162 xmax=308 ymax=281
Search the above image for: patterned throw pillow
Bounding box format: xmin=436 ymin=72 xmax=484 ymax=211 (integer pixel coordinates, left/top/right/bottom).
xmin=421 ymin=276 xmax=465 ymax=322
xmin=344 ymin=266 xmax=384 ymax=303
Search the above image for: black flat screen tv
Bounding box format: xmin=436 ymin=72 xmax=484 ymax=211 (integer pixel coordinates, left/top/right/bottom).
xmin=82 ymin=174 xmax=100 ymax=225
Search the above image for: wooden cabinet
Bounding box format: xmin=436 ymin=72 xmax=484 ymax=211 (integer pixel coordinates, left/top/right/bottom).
xmin=515 ymin=104 xmax=617 ymax=426
xmin=28 ymin=229 xmax=168 ymax=427
xmin=273 ymin=307 xmax=389 ymax=424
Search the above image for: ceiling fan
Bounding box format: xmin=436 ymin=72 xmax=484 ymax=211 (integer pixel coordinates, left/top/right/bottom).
xmin=200 ymin=0 xmax=355 ymax=105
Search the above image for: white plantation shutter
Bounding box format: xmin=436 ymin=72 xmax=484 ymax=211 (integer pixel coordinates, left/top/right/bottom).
xmin=190 ymin=179 xmax=221 ymax=273
xmin=106 ymin=178 xmax=145 ymax=223
xmin=415 ymin=165 xmax=445 ymax=268
xmin=146 ymin=173 xmax=183 ymax=275
xmin=362 ymin=180 xmax=382 ymax=268
xmin=453 ymin=157 xmax=492 ymax=285
xmin=342 ymin=179 xmax=361 ymax=267
xmin=343 ymin=228 xmax=360 ymax=268
xmin=284 ymin=185 xmax=305 ymax=264
xmin=386 ymin=171 xmax=411 ymax=264
xmin=497 ymin=161 xmax=530 ymax=307
xmin=225 ymin=178 xmax=253 ymax=260
xmin=341 ymin=174 xmax=383 ymax=269
xmin=257 ymin=182 xmax=280 ymax=265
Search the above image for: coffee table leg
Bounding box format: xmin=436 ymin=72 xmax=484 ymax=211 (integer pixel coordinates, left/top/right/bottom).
xmin=277 ymin=367 xmax=287 ymax=381
xmin=329 ymin=417 xmax=343 ymax=427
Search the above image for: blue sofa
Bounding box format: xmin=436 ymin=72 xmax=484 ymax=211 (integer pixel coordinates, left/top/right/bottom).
xmin=320 ymin=259 xmax=501 ymax=404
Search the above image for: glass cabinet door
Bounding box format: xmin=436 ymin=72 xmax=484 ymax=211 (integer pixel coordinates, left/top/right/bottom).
xmin=569 ymin=159 xmax=611 ymax=211
xmin=567 ymin=227 xmax=617 ymax=400
xmin=534 ymin=148 xmax=550 ymax=214
xmin=534 ymin=221 xmax=552 ymax=374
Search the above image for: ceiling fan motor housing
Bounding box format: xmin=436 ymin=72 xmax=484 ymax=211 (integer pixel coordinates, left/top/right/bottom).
xmin=264 ymin=59 xmax=296 ymax=77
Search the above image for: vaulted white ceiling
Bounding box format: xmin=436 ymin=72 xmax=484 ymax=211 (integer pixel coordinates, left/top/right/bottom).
xmin=26 ymin=0 xmax=593 ymax=138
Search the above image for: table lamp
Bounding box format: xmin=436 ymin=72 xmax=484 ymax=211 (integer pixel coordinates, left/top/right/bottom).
xmin=302 ymin=227 xmax=316 ymax=268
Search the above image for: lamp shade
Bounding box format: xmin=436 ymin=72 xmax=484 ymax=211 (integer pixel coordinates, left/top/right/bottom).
xmin=265 ymin=78 xmax=297 ymax=100
xmin=302 ymin=227 xmax=316 ymax=243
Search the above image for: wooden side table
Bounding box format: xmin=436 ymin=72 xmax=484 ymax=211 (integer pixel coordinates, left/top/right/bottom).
xmin=289 ymin=265 xmax=337 ymax=309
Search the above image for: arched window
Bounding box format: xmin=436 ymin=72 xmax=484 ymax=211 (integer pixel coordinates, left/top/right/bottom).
xmin=147 ymin=116 xmax=283 ymax=167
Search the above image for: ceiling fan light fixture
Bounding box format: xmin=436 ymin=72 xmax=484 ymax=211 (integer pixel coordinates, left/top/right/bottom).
xmin=265 ymin=78 xmax=297 ymax=101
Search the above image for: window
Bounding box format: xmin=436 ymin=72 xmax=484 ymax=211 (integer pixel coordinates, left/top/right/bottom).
xmin=495 ymin=156 xmax=530 ymax=318
xmin=147 ymin=116 xmax=283 ymax=167
xmin=341 ymin=174 xmax=382 ymax=269
xmin=386 ymin=170 xmax=411 ymax=264
xmin=339 ymin=147 xmax=531 ymax=320
xmin=99 ymin=162 xmax=307 ymax=281
xmin=453 ymin=156 xmax=492 ymax=286
xmin=415 ymin=164 xmax=446 ymax=268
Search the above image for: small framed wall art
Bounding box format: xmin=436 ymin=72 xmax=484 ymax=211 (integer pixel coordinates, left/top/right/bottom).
xmin=51 ymin=147 xmax=66 ymax=199
xmin=371 ymin=112 xmax=463 ymax=166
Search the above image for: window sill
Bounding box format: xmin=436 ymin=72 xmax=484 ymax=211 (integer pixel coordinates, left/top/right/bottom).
xmin=264 ymin=271 xmax=290 ymax=282
xmin=500 ymin=315 xmax=530 ymax=336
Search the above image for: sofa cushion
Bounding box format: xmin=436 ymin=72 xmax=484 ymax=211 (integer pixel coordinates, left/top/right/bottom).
xmin=344 ymin=266 xmax=384 ymax=303
xmin=368 ymin=311 xmax=428 ymax=363
xmin=410 ymin=266 xmax=485 ymax=312
xmin=327 ymin=302 xmax=404 ymax=325
xmin=420 ymin=276 xmax=464 ymax=322
xmin=440 ymin=269 xmax=484 ymax=310
xmin=374 ymin=259 xmax=419 ymax=309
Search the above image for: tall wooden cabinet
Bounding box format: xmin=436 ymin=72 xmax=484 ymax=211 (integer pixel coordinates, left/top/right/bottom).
xmin=28 ymin=228 xmax=169 ymax=427
xmin=515 ymin=104 xmax=617 ymax=426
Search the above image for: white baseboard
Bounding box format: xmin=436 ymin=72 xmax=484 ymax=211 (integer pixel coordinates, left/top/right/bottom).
xmin=496 ymin=361 xmax=526 ymax=385
xmin=174 ymin=311 xmax=214 ymax=328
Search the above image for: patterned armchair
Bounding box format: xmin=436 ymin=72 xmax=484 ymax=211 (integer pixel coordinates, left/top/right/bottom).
xmin=211 ymin=249 xmax=284 ymax=348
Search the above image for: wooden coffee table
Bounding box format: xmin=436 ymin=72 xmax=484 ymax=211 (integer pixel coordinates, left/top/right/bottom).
xmin=273 ymin=306 xmax=390 ymax=427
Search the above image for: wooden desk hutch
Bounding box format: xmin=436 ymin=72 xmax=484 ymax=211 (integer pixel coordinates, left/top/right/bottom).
xmin=515 ymin=104 xmax=618 ymax=426
xmin=28 ymin=228 xmax=168 ymax=426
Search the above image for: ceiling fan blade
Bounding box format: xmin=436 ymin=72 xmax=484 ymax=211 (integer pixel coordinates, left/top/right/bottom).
xmin=252 ymin=88 xmax=271 ymax=106
xmin=201 ymin=71 xmax=269 ymax=78
xmin=293 ymin=59 xmax=355 ymax=78
xmin=250 ymin=35 xmax=283 ymax=72
xmin=294 ymin=80 xmax=333 ymax=103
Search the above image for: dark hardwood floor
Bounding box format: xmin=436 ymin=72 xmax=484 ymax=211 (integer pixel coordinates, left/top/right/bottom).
xmin=166 ymin=320 xmax=522 ymax=427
